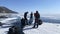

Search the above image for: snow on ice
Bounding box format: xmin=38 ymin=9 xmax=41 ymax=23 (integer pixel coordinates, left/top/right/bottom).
xmin=0 ymin=22 xmax=60 ymax=34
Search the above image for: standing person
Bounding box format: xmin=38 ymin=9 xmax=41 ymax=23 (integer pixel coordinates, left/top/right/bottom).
xmin=24 ymin=12 xmax=28 ymax=25
xmin=29 ymin=12 xmax=33 ymax=25
xmin=32 ymin=11 xmax=40 ymax=28
xmin=20 ymin=18 xmax=25 ymax=34
xmin=24 ymin=12 xmax=28 ymax=20
xmin=21 ymin=18 xmax=25 ymax=29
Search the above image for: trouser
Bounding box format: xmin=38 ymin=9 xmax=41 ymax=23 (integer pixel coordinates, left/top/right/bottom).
xmin=33 ymin=22 xmax=39 ymax=28
xmin=33 ymin=19 xmax=39 ymax=28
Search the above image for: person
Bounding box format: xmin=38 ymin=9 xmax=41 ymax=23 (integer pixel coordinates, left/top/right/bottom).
xmin=29 ymin=12 xmax=33 ymax=25
xmin=24 ymin=12 xmax=28 ymax=20
xmin=20 ymin=18 xmax=25 ymax=34
xmin=32 ymin=11 xmax=40 ymax=28
xmin=24 ymin=12 xmax=28 ymax=25
xmin=21 ymin=18 xmax=25 ymax=28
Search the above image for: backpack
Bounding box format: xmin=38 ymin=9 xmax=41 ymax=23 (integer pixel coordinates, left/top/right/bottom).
xmin=38 ymin=19 xmax=42 ymax=25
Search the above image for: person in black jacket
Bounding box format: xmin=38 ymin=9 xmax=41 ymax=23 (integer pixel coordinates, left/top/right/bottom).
xmin=21 ymin=18 xmax=25 ymax=28
xmin=24 ymin=12 xmax=28 ymax=20
xmin=32 ymin=11 xmax=40 ymax=28
xmin=20 ymin=18 xmax=25 ymax=34
xmin=24 ymin=12 xmax=28 ymax=25
xmin=29 ymin=12 xmax=33 ymax=25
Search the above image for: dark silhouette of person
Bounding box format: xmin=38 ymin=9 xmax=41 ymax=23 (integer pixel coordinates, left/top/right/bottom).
xmin=29 ymin=12 xmax=33 ymax=25
xmin=30 ymin=12 xmax=33 ymax=19
xmin=21 ymin=18 xmax=25 ymax=28
xmin=18 ymin=18 xmax=25 ymax=34
xmin=32 ymin=11 xmax=40 ymax=28
xmin=24 ymin=12 xmax=28 ymax=25
xmin=24 ymin=12 xmax=28 ymax=20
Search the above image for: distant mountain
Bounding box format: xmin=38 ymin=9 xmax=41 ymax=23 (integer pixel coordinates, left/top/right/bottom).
xmin=0 ymin=6 xmax=18 ymax=13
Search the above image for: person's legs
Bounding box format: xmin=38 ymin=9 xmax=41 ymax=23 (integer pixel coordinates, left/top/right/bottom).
xmin=33 ymin=19 xmax=37 ymax=28
xmin=36 ymin=19 xmax=39 ymax=28
xmin=36 ymin=23 xmax=39 ymax=28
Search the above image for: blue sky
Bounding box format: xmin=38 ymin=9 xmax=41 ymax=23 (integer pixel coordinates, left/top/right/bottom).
xmin=0 ymin=0 xmax=60 ymax=15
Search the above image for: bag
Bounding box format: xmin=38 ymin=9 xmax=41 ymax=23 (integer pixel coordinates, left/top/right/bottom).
xmin=38 ymin=19 xmax=42 ymax=25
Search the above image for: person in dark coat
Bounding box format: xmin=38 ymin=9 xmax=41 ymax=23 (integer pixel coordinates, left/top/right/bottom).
xmin=19 ymin=18 xmax=26 ymax=34
xmin=30 ymin=12 xmax=33 ymax=19
xmin=24 ymin=12 xmax=28 ymax=25
xmin=21 ymin=18 xmax=25 ymax=28
xmin=24 ymin=12 xmax=28 ymax=20
xmin=32 ymin=11 xmax=40 ymax=28
xmin=29 ymin=12 xmax=33 ymax=25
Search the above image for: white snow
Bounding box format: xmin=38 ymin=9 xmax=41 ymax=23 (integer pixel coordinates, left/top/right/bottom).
xmin=0 ymin=22 xmax=60 ymax=34
xmin=24 ymin=23 xmax=60 ymax=34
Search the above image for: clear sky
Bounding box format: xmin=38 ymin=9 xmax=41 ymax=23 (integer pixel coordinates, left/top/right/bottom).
xmin=0 ymin=0 xmax=60 ymax=15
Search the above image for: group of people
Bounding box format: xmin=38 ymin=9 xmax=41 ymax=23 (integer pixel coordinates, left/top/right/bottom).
xmin=8 ymin=26 xmax=17 ymax=34
xmin=8 ymin=11 xmax=42 ymax=34
xmin=8 ymin=26 xmax=24 ymax=34
xmin=23 ymin=11 xmax=42 ymax=28
xmin=24 ymin=11 xmax=33 ymax=25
